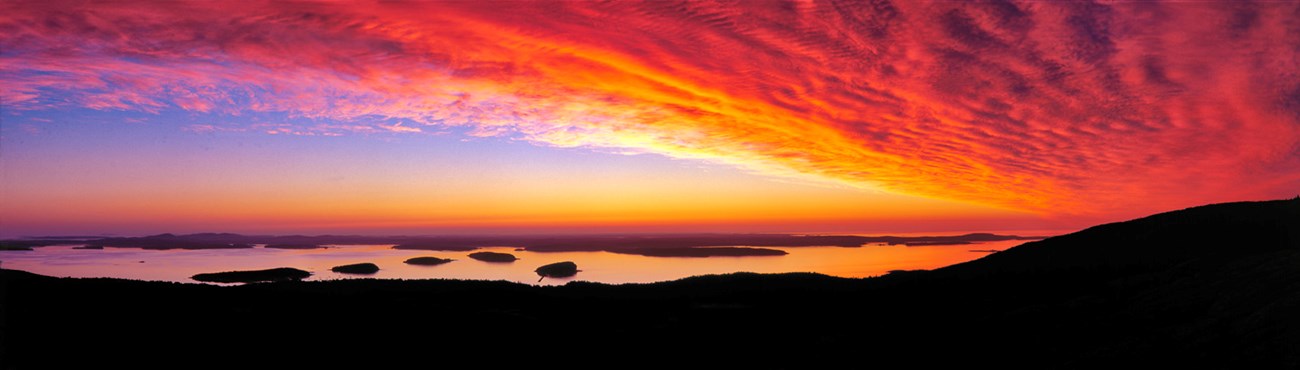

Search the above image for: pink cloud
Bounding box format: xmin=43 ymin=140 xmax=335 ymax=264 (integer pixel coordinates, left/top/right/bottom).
xmin=2 ymin=0 xmax=1298 ymax=218
xmin=377 ymin=122 xmax=421 ymax=133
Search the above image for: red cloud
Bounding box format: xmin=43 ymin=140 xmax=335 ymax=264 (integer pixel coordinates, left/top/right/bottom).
xmin=3 ymin=0 xmax=1298 ymax=217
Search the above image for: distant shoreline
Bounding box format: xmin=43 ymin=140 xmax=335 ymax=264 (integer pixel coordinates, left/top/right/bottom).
xmin=0 ymin=232 xmax=1045 ymax=251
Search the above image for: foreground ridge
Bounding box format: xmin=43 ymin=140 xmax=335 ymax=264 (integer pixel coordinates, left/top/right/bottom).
xmin=3 ymin=198 xmax=1297 ymax=368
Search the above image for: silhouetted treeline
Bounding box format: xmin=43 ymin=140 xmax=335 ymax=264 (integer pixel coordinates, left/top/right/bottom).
xmin=3 ymin=199 xmax=1297 ymax=368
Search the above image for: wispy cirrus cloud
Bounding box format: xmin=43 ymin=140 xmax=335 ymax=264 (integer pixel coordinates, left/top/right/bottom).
xmin=3 ymin=0 xmax=1298 ymax=217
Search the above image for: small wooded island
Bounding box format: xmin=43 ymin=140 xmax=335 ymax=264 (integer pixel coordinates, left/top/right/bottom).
xmin=190 ymin=267 xmax=312 ymax=283
xmin=330 ymin=263 xmax=380 ymax=274
xmin=404 ymin=256 xmax=454 ymax=266
xmin=535 ymin=261 xmax=579 ymax=281
xmin=468 ymin=251 xmax=518 ymax=262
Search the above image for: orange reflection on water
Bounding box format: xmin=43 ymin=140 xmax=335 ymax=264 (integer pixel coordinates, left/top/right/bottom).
xmin=0 ymin=239 xmax=1029 ymax=285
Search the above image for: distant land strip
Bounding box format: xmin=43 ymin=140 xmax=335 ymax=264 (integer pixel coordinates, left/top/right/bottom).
xmin=0 ymin=232 xmax=1044 ymax=252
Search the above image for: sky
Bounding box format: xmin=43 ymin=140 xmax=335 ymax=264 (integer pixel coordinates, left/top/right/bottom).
xmin=2 ymin=0 xmax=1298 ymax=237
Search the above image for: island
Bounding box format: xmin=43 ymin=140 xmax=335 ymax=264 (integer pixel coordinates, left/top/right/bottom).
xmin=264 ymin=244 xmax=325 ymax=249
xmin=331 ymin=263 xmax=380 ymax=274
xmin=190 ymin=267 xmax=312 ymax=283
xmin=404 ymin=257 xmax=454 ymax=266
xmin=612 ymin=247 xmax=788 ymax=257
xmin=535 ymin=261 xmax=578 ymax=281
xmin=468 ymin=251 xmax=518 ymax=262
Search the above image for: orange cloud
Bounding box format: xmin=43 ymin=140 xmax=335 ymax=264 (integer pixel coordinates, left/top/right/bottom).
xmin=3 ymin=0 xmax=1299 ymax=218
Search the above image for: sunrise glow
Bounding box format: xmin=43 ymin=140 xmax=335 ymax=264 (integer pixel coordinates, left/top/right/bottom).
xmin=3 ymin=1 xmax=1299 ymax=236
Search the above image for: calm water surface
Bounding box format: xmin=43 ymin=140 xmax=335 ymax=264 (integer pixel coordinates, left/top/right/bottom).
xmin=0 ymin=238 xmax=1043 ymax=285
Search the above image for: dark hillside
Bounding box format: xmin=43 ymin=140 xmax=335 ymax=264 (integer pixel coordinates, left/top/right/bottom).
xmin=3 ymin=199 xmax=1298 ymax=368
